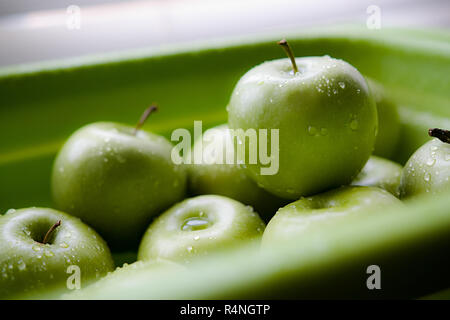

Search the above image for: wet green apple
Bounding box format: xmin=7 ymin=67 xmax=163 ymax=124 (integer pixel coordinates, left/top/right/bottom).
xmin=262 ymin=186 xmax=403 ymax=246
xmin=138 ymin=195 xmax=265 ymax=263
xmin=188 ymin=124 xmax=288 ymax=221
xmin=0 ymin=207 xmax=114 ymax=298
xmin=352 ymin=156 xmax=403 ymax=197
xmin=227 ymin=40 xmax=377 ymax=199
xmin=52 ymin=107 xmax=187 ymax=249
xmin=366 ymin=78 xmax=401 ymax=158
xmin=400 ymin=128 xmax=450 ymax=198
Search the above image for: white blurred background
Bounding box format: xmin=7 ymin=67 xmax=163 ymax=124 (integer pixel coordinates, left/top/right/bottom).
xmin=0 ymin=0 xmax=448 ymax=67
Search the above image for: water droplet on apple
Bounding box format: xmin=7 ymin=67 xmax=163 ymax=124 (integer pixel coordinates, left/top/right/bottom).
xmin=59 ymin=242 xmax=69 ymax=248
xmin=338 ymin=82 xmax=345 ymax=89
xmin=426 ymin=158 xmax=436 ymax=166
xmin=5 ymin=209 xmax=16 ymax=215
xmin=424 ymin=172 xmax=431 ymax=182
xmin=320 ymin=128 xmax=328 ymax=136
xmin=17 ymin=260 xmax=26 ymax=271
xmin=32 ymin=245 xmax=41 ymax=252
xmin=182 ymin=217 xmax=210 ymax=231
xmin=350 ymin=119 xmax=359 ymax=130
xmin=193 ymin=236 xmax=200 ymax=241
xmin=45 ymin=250 xmax=54 ymax=257
xmin=186 ymin=246 xmax=193 ymax=253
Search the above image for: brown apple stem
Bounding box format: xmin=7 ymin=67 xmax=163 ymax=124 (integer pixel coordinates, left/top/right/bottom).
xmin=428 ymin=128 xmax=450 ymax=144
xmin=42 ymin=220 xmax=61 ymax=244
xmin=278 ymin=39 xmax=298 ymax=73
xmin=133 ymin=104 xmax=158 ymax=135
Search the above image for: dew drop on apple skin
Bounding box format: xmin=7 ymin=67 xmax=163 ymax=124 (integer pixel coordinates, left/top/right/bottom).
xmin=32 ymin=245 xmax=41 ymax=252
xmin=181 ymin=217 xmax=211 ymax=231
xmin=44 ymin=250 xmax=54 ymax=257
xmin=424 ymin=172 xmax=431 ymax=182
xmin=5 ymin=208 xmax=16 ymax=215
xmin=426 ymin=158 xmax=436 ymax=166
xmin=59 ymin=242 xmax=69 ymax=248
xmin=350 ymin=119 xmax=359 ymax=131
xmin=17 ymin=260 xmax=26 ymax=271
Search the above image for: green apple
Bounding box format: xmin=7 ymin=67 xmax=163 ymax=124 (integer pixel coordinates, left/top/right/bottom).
xmin=351 ymin=156 xmax=403 ymax=197
xmin=0 ymin=207 xmax=114 ymax=298
xmin=52 ymin=107 xmax=187 ymax=249
xmin=188 ymin=124 xmax=288 ymax=221
xmin=66 ymin=259 xmax=185 ymax=299
xmin=227 ymin=40 xmax=377 ymax=199
xmin=138 ymin=195 xmax=265 ymax=263
xmin=262 ymin=186 xmax=403 ymax=246
xmin=366 ymin=78 xmax=401 ymax=158
xmin=400 ymin=128 xmax=450 ymax=198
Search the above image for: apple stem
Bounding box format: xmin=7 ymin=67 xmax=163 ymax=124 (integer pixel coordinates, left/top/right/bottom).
xmin=133 ymin=104 xmax=158 ymax=135
xmin=428 ymin=128 xmax=450 ymax=144
xmin=278 ymin=39 xmax=298 ymax=73
xmin=42 ymin=220 xmax=61 ymax=244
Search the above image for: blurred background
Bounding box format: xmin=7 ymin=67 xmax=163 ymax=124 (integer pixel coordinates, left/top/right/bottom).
xmin=0 ymin=0 xmax=449 ymax=67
